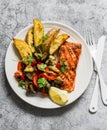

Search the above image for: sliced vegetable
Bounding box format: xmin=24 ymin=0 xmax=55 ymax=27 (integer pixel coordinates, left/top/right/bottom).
xmin=56 ymin=62 xmax=60 ymax=69
xmin=13 ymin=38 xmax=32 ymax=58
xmin=25 ymin=83 xmax=36 ymax=95
xmin=45 ymin=55 xmax=57 ymax=65
xmin=39 ymin=73 xmax=57 ymax=80
xmin=49 ymin=34 xmax=70 ymax=54
xmin=45 ymin=67 xmax=58 ymax=77
xmin=24 ymin=64 xmax=34 ymax=72
xmin=17 ymin=61 xmax=23 ymax=71
xmin=40 ymin=89 xmax=48 ymax=96
xmin=37 ymin=63 xmax=47 ymax=71
xmin=41 ymin=52 xmax=48 ymax=61
xmin=21 ymin=57 xmax=28 ymax=65
xmin=26 ymin=73 xmax=34 ymax=80
xmin=52 ymin=77 xmax=63 ymax=87
xmin=29 ymin=84 xmax=36 ymax=93
xmin=33 ymin=19 xmax=44 ymax=47
xmin=34 ymin=52 xmax=42 ymax=61
xmin=14 ymin=71 xmax=25 ymax=81
xmin=32 ymin=74 xmax=38 ymax=88
xmin=31 ymin=59 xmax=37 ymax=66
xmin=48 ymin=66 xmax=60 ymax=73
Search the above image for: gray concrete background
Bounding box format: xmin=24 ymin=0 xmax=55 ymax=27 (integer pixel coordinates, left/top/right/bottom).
xmin=0 ymin=0 xmax=107 ymax=130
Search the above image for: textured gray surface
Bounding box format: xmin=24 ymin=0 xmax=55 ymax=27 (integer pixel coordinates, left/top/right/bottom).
xmin=0 ymin=0 xmax=107 ymax=130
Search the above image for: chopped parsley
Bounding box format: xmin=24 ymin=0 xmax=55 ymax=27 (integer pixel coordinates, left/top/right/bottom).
xmin=28 ymin=56 xmax=35 ymax=64
xmin=42 ymin=34 xmax=48 ymax=42
xmin=60 ymin=61 xmax=67 ymax=72
xmin=37 ymin=63 xmax=47 ymax=71
xmin=21 ymin=56 xmax=35 ymax=64
xmin=37 ymin=78 xmax=47 ymax=88
xmin=18 ymin=81 xmax=26 ymax=88
xmin=40 ymin=63 xmax=47 ymax=69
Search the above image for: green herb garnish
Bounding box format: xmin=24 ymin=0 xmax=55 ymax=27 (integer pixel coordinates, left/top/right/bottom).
xmin=28 ymin=56 xmax=35 ymax=64
xmin=40 ymin=64 xmax=47 ymax=69
xmin=42 ymin=34 xmax=48 ymax=42
xmin=18 ymin=81 xmax=26 ymax=88
xmin=60 ymin=61 xmax=67 ymax=72
xmin=37 ymin=78 xmax=47 ymax=88
xmin=60 ymin=66 xmax=66 ymax=72
xmin=21 ymin=56 xmax=35 ymax=64
xmin=37 ymin=53 xmax=42 ymax=57
xmin=37 ymin=63 xmax=47 ymax=71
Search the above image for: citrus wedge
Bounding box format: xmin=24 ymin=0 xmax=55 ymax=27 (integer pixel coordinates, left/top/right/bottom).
xmin=49 ymin=87 xmax=69 ymax=106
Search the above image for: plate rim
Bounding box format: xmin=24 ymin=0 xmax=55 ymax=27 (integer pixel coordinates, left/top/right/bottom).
xmin=5 ymin=21 xmax=93 ymax=109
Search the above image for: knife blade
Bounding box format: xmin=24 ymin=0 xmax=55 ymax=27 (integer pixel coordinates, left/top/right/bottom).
xmin=95 ymin=36 xmax=105 ymax=67
xmin=95 ymin=36 xmax=107 ymax=105
xmin=89 ymin=35 xmax=106 ymax=113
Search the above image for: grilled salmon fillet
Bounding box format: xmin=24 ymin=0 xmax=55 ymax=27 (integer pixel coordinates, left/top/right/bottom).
xmin=58 ymin=42 xmax=82 ymax=92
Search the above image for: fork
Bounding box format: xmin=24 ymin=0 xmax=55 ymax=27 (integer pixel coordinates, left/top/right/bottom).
xmin=84 ymin=31 xmax=107 ymax=113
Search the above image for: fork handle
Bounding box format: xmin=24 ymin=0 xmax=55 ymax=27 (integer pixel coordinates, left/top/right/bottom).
xmin=89 ymin=76 xmax=99 ymax=113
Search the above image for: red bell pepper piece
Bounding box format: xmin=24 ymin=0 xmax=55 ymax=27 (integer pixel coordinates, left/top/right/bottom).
xmin=31 ymin=59 xmax=37 ymax=66
xmin=38 ymin=62 xmax=43 ymax=64
xmin=45 ymin=67 xmax=57 ymax=76
xmin=17 ymin=61 xmax=23 ymax=71
xmin=56 ymin=63 xmax=60 ymax=69
xmin=39 ymin=73 xmax=57 ymax=80
xmin=40 ymin=89 xmax=48 ymax=96
xmin=32 ymin=74 xmax=38 ymax=88
xmin=14 ymin=71 xmax=25 ymax=80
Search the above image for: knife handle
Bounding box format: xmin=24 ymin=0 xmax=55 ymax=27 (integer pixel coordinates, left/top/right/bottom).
xmin=89 ymin=76 xmax=99 ymax=113
xmin=98 ymin=69 xmax=107 ymax=105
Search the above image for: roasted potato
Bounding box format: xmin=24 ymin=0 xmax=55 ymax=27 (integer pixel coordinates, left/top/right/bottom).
xmin=49 ymin=34 xmax=70 ymax=54
xmin=24 ymin=64 xmax=34 ymax=72
xmin=41 ymin=27 xmax=60 ymax=53
xmin=33 ymin=19 xmax=44 ymax=47
xmin=26 ymin=27 xmax=35 ymax=53
xmin=13 ymin=38 xmax=32 ymax=58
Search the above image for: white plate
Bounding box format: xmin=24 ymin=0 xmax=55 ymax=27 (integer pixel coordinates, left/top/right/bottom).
xmin=5 ymin=21 xmax=93 ymax=109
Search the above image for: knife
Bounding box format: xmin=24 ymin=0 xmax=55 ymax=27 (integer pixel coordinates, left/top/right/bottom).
xmin=89 ymin=35 xmax=106 ymax=113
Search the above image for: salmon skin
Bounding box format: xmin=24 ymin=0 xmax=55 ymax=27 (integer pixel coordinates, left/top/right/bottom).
xmin=58 ymin=42 xmax=82 ymax=92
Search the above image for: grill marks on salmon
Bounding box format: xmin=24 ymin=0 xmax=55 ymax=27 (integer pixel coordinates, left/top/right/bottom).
xmin=59 ymin=42 xmax=82 ymax=92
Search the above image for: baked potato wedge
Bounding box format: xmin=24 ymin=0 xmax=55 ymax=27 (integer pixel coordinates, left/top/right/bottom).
xmin=33 ymin=19 xmax=44 ymax=47
xmin=49 ymin=34 xmax=70 ymax=54
xmin=13 ymin=38 xmax=32 ymax=58
xmin=41 ymin=27 xmax=60 ymax=53
xmin=26 ymin=27 xmax=35 ymax=53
